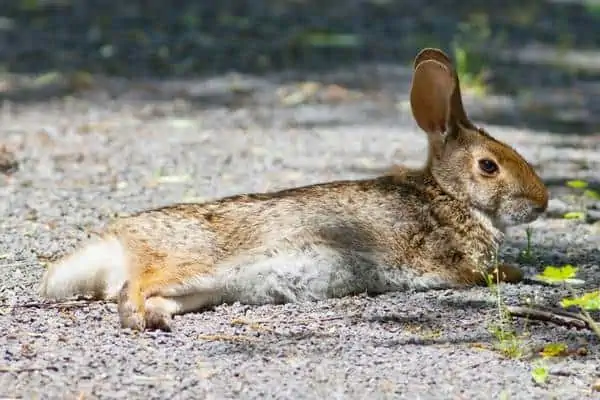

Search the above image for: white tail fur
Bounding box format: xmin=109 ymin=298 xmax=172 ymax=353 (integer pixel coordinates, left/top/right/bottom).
xmin=37 ymin=236 xmax=129 ymax=301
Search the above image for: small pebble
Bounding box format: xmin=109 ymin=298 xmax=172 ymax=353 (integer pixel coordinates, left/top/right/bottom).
xmin=585 ymin=210 xmax=600 ymax=224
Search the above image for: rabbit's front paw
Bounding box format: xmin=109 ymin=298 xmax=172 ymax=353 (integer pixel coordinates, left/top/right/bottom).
xmin=486 ymin=264 xmax=524 ymax=284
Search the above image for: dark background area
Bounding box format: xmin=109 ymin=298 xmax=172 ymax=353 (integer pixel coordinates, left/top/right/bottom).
xmin=2 ymin=0 xmax=600 ymax=134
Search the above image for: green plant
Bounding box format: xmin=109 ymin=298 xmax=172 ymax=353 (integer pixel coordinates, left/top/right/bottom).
xmin=529 ymin=341 xmax=573 ymax=386
xmin=488 ymin=322 xmax=526 ymax=359
xmin=452 ymin=46 xmax=487 ymax=95
xmin=536 ymin=265 xmax=600 ymax=338
xmin=540 ymin=342 xmax=569 ymax=358
xmin=531 ymin=360 xmax=549 ymax=385
xmin=483 ymin=254 xmax=528 ymax=359
xmin=518 ymin=227 xmax=534 ymax=262
xmin=451 ymin=13 xmax=491 ymax=95
xmin=498 ymin=390 xmax=510 ymax=400
xmin=563 ymin=180 xmax=600 ymax=221
xmin=483 ymin=258 xmax=598 ymax=387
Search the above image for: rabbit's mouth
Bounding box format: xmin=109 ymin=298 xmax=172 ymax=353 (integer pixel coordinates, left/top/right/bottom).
xmin=497 ymin=199 xmax=546 ymax=227
xmin=470 ymin=198 xmax=542 ymax=233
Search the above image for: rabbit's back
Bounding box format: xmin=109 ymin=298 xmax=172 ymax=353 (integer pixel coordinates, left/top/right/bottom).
xmin=109 ymin=174 xmax=432 ymax=269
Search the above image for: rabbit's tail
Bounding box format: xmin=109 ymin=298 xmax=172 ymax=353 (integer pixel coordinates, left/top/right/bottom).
xmin=37 ymin=236 xmax=129 ymax=301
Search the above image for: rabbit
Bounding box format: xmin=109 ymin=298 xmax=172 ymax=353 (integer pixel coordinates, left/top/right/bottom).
xmin=38 ymin=48 xmax=549 ymax=332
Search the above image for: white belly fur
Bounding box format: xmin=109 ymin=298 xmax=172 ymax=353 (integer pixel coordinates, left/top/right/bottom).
xmin=184 ymin=244 xmax=453 ymax=308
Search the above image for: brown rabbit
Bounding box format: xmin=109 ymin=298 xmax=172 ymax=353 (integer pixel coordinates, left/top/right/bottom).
xmin=38 ymin=48 xmax=549 ymax=332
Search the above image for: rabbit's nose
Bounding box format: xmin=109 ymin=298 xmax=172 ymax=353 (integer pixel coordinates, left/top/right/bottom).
xmin=529 ymin=186 xmax=549 ymax=214
xmin=525 ymin=194 xmax=547 ymax=216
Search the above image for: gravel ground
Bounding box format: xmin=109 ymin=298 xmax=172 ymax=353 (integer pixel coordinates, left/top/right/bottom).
xmin=0 ymin=67 xmax=599 ymax=400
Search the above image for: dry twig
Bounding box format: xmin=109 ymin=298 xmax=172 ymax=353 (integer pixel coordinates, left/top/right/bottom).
xmin=506 ymin=305 xmax=595 ymax=331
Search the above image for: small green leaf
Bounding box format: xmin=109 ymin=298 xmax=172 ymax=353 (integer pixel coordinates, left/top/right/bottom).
xmin=301 ymin=33 xmax=361 ymax=48
xmin=535 ymin=265 xmax=578 ymax=283
xmin=33 ymin=71 xmax=62 ymax=87
xmin=19 ymin=0 xmax=40 ymax=11
xmin=560 ymin=290 xmax=600 ymax=311
xmin=566 ymin=180 xmax=588 ymax=189
xmin=455 ymin=47 xmax=467 ymax=68
xmin=531 ymin=365 xmax=549 ymax=385
xmin=563 ymin=211 xmax=585 ymax=220
xmin=584 ymin=189 xmax=600 ymax=200
xmin=540 ymin=342 xmax=568 ymax=358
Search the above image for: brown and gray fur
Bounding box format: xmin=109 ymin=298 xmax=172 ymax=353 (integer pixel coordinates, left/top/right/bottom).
xmin=38 ymin=48 xmax=549 ymax=331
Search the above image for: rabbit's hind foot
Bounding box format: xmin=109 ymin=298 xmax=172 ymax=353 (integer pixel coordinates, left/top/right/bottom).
xmin=117 ymin=280 xmax=147 ymax=331
xmin=117 ymin=281 xmax=219 ymax=332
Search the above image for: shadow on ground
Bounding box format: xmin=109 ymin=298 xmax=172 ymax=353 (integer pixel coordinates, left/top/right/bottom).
xmin=193 ymin=291 xmax=600 ymax=360
xmin=1 ymin=0 xmax=600 ymax=135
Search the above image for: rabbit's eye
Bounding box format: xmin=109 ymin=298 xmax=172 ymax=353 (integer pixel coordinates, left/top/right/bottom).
xmin=478 ymin=159 xmax=499 ymax=175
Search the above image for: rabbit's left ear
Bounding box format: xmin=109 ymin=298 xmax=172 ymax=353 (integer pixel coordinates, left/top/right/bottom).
xmin=413 ymin=48 xmax=476 ymax=131
xmin=410 ymin=58 xmax=454 ymax=136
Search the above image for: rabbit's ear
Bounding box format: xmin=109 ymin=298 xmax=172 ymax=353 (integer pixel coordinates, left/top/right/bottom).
xmin=412 ymin=48 xmax=476 ymax=131
xmin=413 ymin=48 xmax=453 ymax=71
xmin=409 ymin=59 xmax=454 ymax=135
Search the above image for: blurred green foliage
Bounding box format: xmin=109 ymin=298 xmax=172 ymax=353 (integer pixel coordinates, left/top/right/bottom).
xmin=2 ymin=0 xmax=600 ymax=78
